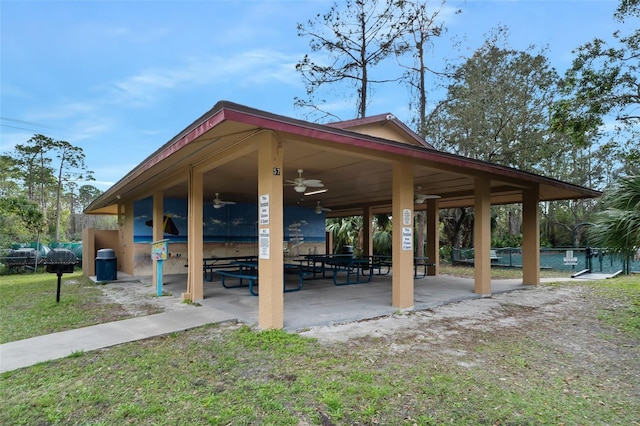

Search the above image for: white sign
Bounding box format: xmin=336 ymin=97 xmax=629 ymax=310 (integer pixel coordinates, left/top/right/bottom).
xmin=403 ymin=208 xmax=412 ymax=226
xmin=259 ymin=194 xmax=270 ymax=225
xmin=563 ymin=249 xmax=578 ymax=265
xmin=259 ymin=228 xmax=270 ymax=259
xmin=402 ymin=227 xmax=413 ymax=251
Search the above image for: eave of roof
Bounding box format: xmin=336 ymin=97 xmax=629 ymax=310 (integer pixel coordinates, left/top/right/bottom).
xmin=85 ymin=100 xmax=601 ymax=214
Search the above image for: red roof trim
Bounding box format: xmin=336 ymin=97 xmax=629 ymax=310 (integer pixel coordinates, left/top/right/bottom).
xmin=87 ymin=100 xmax=600 ymax=212
xmin=144 ymin=112 xmax=225 ymax=170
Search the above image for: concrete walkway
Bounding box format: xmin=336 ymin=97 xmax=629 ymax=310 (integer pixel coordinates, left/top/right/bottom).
xmin=1 ymin=274 xmax=579 ymax=373
xmin=1 ymin=307 xmax=236 ymax=373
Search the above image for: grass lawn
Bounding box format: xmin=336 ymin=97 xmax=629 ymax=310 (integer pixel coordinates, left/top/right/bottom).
xmin=438 ymin=263 xmax=575 ymax=279
xmin=1 ymin=270 xmax=638 ymax=425
xmin=0 ymin=272 xmax=138 ymax=343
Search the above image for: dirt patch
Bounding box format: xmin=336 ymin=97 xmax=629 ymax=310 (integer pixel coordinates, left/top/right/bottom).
xmin=300 ymin=284 xmax=639 ymax=395
xmin=301 ymin=285 xmax=579 ymax=343
xmin=97 ymin=279 xmax=196 ymax=317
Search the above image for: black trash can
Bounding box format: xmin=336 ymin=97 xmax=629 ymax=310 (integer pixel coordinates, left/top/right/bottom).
xmin=96 ymin=248 xmax=117 ymax=282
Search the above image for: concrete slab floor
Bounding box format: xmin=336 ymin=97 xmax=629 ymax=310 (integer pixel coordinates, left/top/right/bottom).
xmin=137 ymin=272 xmax=535 ymax=330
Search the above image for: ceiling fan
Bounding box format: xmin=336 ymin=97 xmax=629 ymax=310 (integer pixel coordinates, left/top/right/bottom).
xmin=414 ymin=186 xmax=441 ymax=204
xmin=212 ymin=193 xmax=236 ymax=209
xmin=285 ymin=169 xmax=324 ymax=193
xmin=315 ymin=201 xmax=332 ymax=214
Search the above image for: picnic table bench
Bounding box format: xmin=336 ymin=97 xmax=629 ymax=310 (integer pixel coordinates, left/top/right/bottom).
xmin=216 ymin=269 xmax=259 ymax=293
xmin=294 ymin=254 xmax=333 ymax=279
xmin=324 ymin=254 xmax=373 ymax=286
xmin=197 ymin=256 xmax=257 ymax=282
xmin=413 ymin=257 xmax=435 ymax=278
xmin=370 ymin=255 xmax=392 ymax=275
xmin=216 ymin=261 xmax=312 ymax=296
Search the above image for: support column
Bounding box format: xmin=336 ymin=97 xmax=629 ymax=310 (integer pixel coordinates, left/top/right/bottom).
xmin=392 ymin=160 xmax=414 ymax=308
xmin=152 ymin=191 xmax=163 ymax=290
xmin=185 ymin=168 xmax=204 ymax=302
xmin=522 ymin=186 xmax=540 ymax=285
xmin=257 ymin=132 xmax=284 ymax=329
xmin=426 ymin=199 xmax=440 ymax=276
xmin=474 ymin=176 xmax=491 ymax=295
xmin=120 ymin=200 xmax=134 ymax=275
xmin=362 ymin=205 xmax=373 ymax=257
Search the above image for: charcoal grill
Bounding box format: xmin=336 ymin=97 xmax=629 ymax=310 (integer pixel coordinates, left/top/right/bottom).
xmin=45 ymin=249 xmax=78 ymax=302
xmin=5 ymin=248 xmax=42 ymax=272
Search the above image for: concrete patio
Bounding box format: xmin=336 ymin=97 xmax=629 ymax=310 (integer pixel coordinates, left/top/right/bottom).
xmin=135 ymin=272 xmax=542 ymax=330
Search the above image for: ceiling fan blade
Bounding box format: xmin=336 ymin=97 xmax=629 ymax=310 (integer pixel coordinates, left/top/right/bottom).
xmin=213 ymin=193 xmax=236 ymax=208
xmin=315 ymin=201 xmax=332 ymax=214
xmin=415 ymin=194 xmax=441 ymax=203
xmin=302 ymin=179 xmax=322 ymax=185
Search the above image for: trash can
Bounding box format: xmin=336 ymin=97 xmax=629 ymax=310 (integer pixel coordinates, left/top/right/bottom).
xmin=96 ymin=248 xmax=117 ymax=282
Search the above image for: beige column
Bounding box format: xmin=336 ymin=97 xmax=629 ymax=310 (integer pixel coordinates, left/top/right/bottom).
xmin=392 ymin=160 xmax=414 ymax=308
xmin=522 ymin=186 xmax=540 ymax=285
xmin=152 ymin=191 xmax=163 ymax=290
xmin=257 ymin=132 xmax=284 ymax=329
xmin=120 ymin=200 xmax=134 ymax=275
xmin=474 ymin=176 xmax=491 ymax=295
xmin=426 ymin=199 xmax=440 ymax=276
xmin=185 ymin=168 xmax=204 ymax=302
xmin=362 ymin=205 xmax=373 ymax=257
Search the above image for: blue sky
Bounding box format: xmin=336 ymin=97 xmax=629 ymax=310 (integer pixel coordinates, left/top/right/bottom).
xmin=1 ymin=0 xmax=624 ymax=191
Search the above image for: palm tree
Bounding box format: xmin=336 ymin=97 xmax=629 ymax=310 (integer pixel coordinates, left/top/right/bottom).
xmin=326 ymin=216 xmax=362 ymax=254
xmin=372 ymin=214 xmax=392 ymax=256
xmin=589 ymin=175 xmax=640 ymax=273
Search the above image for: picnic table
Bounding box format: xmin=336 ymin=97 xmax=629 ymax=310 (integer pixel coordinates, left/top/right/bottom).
xmin=216 ymin=260 xmax=311 ymax=296
xmin=294 ymin=254 xmax=331 ymax=279
xmin=321 ymin=254 xmax=373 ymax=286
xmin=368 ymin=255 xmax=434 ymax=278
xmin=294 ymin=254 xmax=374 ymax=285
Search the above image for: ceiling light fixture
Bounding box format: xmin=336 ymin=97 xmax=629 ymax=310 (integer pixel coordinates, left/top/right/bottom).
xmin=294 ymin=184 xmax=307 ymax=193
xmin=304 ymin=188 xmax=328 ymax=196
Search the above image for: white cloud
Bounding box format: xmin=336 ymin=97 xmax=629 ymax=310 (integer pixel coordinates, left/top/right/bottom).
xmin=69 ymin=121 xmax=112 ymax=142
xmin=30 ymin=101 xmax=97 ymax=122
xmin=105 ymin=49 xmax=301 ymax=107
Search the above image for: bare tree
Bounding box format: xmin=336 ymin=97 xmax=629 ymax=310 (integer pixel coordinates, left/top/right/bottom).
xmin=399 ymin=0 xmax=456 ymax=133
xmin=296 ymin=0 xmax=412 ymax=121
